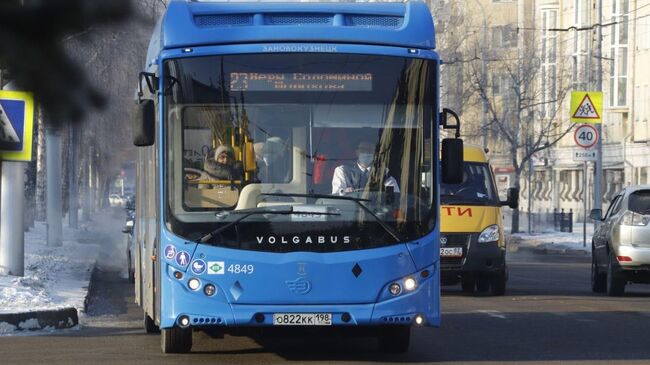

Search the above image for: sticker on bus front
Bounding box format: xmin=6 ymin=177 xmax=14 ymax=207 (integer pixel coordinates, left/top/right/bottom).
xmin=175 ymin=251 xmax=190 ymax=267
xmin=207 ymin=261 xmax=225 ymax=275
xmin=191 ymin=260 xmax=206 ymax=275
xmin=164 ymin=245 xmax=176 ymax=260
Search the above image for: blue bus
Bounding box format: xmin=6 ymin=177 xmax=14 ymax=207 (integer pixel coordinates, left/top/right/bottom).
xmin=133 ymin=0 xmax=463 ymax=354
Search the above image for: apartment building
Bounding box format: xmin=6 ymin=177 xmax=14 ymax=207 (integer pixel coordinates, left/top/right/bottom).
xmin=445 ymin=0 xmax=650 ymax=226
xmin=527 ymin=0 xmax=650 ymax=221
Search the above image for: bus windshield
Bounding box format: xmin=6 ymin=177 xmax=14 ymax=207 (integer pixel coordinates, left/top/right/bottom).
xmin=440 ymin=162 xmax=499 ymax=206
xmin=164 ymin=53 xmax=436 ymax=252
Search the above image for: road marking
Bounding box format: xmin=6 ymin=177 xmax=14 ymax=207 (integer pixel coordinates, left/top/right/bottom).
xmin=475 ymin=310 xmax=507 ymax=319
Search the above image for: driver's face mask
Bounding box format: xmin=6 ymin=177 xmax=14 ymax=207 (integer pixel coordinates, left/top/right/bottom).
xmin=358 ymin=153 xmax=374 ymax=166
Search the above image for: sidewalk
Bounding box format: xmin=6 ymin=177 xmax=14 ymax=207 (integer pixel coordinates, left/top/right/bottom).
xmin=0 ymin=211 xmax=121 ymax=334
xmin=507 ymin=226 xmax=594 ymax=255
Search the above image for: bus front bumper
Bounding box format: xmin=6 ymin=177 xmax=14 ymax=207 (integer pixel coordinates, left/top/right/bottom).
xmin=159 ymin=270 xmax=440 ymax=329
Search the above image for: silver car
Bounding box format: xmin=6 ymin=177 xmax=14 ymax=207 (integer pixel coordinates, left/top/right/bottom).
xmin=590 ymin=186 xmax=650 ymax=296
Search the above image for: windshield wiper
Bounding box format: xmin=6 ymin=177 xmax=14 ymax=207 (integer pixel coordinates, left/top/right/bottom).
xmin=197 ymin=206 xmax=340 ymax=244
xmin=260 ymin=193 xmax=402 ymax=242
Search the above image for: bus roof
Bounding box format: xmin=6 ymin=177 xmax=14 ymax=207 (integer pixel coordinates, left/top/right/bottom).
xmin=154 ymin=0 xmax=435 ymax=53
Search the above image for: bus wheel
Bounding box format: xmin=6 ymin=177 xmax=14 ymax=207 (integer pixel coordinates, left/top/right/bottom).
xmin=144 ymin=313 xmax=160 ymax=334
xmin=161 ymin=327 xmax=193 ymax=353
xmin=461 ymin=275 xmax=475 ymax=293
xmin=378 ymin=326 xmax=410 ymax=353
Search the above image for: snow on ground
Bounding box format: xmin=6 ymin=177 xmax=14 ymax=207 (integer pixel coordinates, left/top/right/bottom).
xmin=0 ymin=221 xmax=100 ymax=315
xmin=509 ymin=225 xmax=595 ymax=254
xmin=0 ymin=209 xmax=128 ymax=334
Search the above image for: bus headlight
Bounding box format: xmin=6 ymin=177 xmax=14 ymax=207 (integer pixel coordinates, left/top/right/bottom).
xmin=188 ymin=278 xmax=201 ymax=291
xmin=478 ymin=225 xmax=500 ymax=243
xmin=403 ymin=277 xmax=417 ymax=291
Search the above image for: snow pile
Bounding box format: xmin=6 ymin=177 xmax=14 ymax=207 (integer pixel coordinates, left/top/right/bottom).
xmin=0 ymin=221 xmax=101 ymax=316
xmin=509 ymin=227 xmax=594 ymax=255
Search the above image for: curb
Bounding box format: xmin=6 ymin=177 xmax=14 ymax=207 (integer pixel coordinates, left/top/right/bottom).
xmin=0 ymin=262 xmax=98 ymax=333
xmin=0 ymin=308 xmax=78 ymax=332
xmin=509 ymin=243 xmax=589 ymax=256
xmin=83 ymin=265 xmax=100 ymax=313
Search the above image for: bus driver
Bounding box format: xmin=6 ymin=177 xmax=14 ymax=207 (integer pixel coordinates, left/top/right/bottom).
xmin=331 ymin=141 xmax=400 ymax=195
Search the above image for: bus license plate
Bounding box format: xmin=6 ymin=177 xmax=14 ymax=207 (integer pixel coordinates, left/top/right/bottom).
xmin=440 ymin=247 xmax=463 ymax=257
xmin=273 ymin=313 xmax=332 ymax=326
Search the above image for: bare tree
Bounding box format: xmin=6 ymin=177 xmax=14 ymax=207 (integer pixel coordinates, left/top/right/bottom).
xmin=50 ymin=0 xmax=165 ymax=215
xmin=432 ymin=0 xmax=482 ymax=124
xmin=466 ymin=30 xmax=573 ymax=233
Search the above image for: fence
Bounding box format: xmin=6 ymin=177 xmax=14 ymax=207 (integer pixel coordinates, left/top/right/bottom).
xmin=502 ymin=209 xmax=574 ymax=233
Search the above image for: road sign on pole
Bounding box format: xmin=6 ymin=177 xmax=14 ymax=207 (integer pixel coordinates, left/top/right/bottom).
xmin=574 ymin=124 xmax=599 ymax=148
xmin=0 ymin=86 xmax=32 ymax=277
xmin=570 ymin=91 xmax=603 ymax=124
xmin=0 ymin=90 xmax=34 ymax=162
xmin=574 ymin=149 xmax=597 ymax=161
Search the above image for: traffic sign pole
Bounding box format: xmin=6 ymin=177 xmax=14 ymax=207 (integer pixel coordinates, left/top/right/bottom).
xmin=0 ymin=82 xmax=27 ymax=276
xmin=573 ymin=123 xmax=600 ymax=246
xmin=595 ymin=126 xmax=603 ymax=227
xmin=594 ymin=0 xmax=604 ymax=229
xmin=0 ymin=160 xmax=25 ymax=276
xmin=583 ymin=162 xmax=587 ymax=248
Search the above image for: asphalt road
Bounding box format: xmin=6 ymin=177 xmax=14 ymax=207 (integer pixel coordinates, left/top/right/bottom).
xmin=2 ymin=250 xmax=650 ymax=365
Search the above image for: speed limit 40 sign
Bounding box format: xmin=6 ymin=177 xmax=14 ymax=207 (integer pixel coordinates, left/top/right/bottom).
xmin=574 ymin=124 xmax=599 ymax=148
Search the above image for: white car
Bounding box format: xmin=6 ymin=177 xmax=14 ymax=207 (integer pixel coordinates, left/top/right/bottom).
xmin=109 ymin=194 xmax=126 ymax=207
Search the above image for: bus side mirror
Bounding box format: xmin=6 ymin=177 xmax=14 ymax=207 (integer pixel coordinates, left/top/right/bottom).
xmin=134 ymin=99 xmax=155 ymax=147
xmin=501 ymin=187 xmax=519 ymax=209
xmin=441 ymin=138 xmax=463 ymax=184
xmin=590 ymin=209 xmax=603 ymax=221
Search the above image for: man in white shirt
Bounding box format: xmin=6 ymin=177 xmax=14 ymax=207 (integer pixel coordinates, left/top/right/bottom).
xmin=331 ymin=141 xmax=400 ymax=195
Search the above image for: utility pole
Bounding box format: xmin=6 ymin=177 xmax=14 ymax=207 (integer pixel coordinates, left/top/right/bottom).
xmin=475 ymin=0 xmax=488 ymax=151
xmin=594 ymin=0 xmax=603 ymax=221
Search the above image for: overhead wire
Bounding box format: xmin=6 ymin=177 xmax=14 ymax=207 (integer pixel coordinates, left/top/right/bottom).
xmin=517 ymin=2 xmax=650 ymax=32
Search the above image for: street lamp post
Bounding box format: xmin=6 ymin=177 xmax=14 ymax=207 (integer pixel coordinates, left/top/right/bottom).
xmin=474 ymin=0 xmax=489 ymax=151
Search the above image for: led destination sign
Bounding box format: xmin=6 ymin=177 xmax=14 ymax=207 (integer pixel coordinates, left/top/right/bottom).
xmin=229 ymin=73 xmax=373 ymax=92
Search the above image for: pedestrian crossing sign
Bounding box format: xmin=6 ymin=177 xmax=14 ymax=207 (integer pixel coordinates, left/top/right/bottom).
xmin=570 ymin=91 xmax=602 ymax=124
xmin=0 ymin=90 xmax=34 ymax=162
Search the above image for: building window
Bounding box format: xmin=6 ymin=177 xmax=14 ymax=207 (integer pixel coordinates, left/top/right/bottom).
xmin=636 ymin=15 xmax=650 ymax=51
xmin=492 ymin=73 xmax=509 ymax=95
xmin=634 ymin=85 xmax=648 ymax=123
xmin=491 ymin=25 xmax=517 ymax=48
xmin=572 ymin=0 xmax=590 ymax=90
xmin=541 ymin=8 xmax=558 ymax=118
xmin=633 ymin=85 xmax=649 ymax=142
xmin=610 ymin=0 xmax=629 ymax=107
